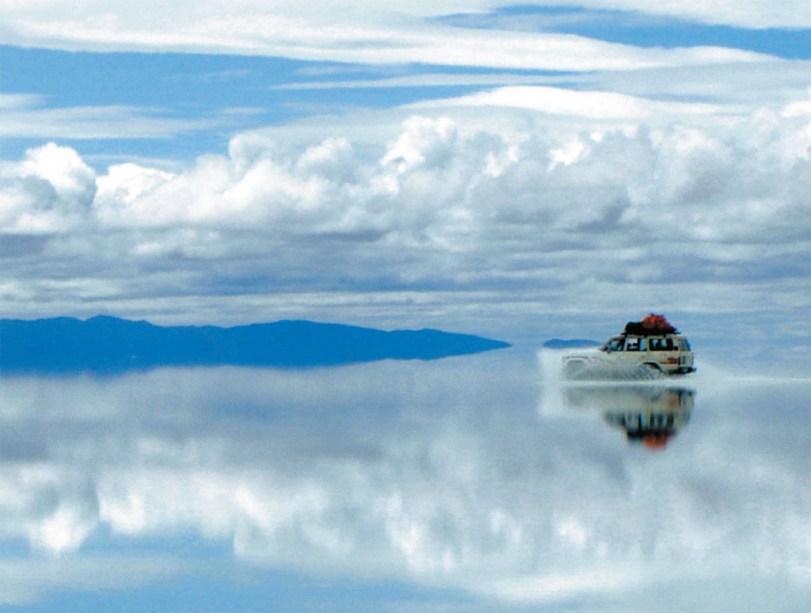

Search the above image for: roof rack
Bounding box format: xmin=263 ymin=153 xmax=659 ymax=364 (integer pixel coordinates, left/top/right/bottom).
xmin=623 ymin=314 xmax=679 ymax=336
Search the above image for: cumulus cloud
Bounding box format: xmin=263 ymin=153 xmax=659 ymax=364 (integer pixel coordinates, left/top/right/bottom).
xmin=0 ymin=143 xmax=95 ymax=234
xmin=2 ymin=86 xmax=809 ymax=333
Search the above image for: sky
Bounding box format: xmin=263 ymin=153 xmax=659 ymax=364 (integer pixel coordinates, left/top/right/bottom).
xmin=1 ymin=1 xmax=810 ymax=349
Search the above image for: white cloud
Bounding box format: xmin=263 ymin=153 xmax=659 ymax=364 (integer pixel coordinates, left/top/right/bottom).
xmin=0 ymin=93 xmax=44 ymax=110
xmin=271 ymin=64 xmax=811 ymax=118
xmin=0 ymin=143 xmax=95 ymax=234
xmin=576 ymin=61 xmax=811 ymax=113
xmin=18 ymin=143 xmax=96 ymax=200
xmin=0 ymin=1 xmax=777 ymax=70
xmin=420 ymin=85 xmax=725 ymax=119
xmin=95 ymin=163 xmax=175 ymax=209
xmin=565 ymin=0 xmax=811 ymax=29
xmin=275 ymin=73 xmax=566 ymax=91
xmin=1 ymin=1 xmax=808 ymax=48
xmin=2 ymin=87 xmax=810 ymax=333
xmin=0 ymin=102 xmax=224 ymax=140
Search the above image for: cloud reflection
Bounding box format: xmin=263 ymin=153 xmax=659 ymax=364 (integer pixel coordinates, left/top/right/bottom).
xmin=0 ymin=357 xmax=809 ymax=608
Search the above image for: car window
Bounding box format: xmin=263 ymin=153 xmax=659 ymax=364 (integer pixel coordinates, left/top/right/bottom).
xmin=606 ymin=338 xmax=623 ymax=351
xmin=650 ymin=338 xmax=674 ymax=351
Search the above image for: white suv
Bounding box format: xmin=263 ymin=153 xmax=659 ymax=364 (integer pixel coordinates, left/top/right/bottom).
xmin=562 ymin=316 xmax=695 ymax=379
xmin=600 ymin=333 xmax=694 ymax=373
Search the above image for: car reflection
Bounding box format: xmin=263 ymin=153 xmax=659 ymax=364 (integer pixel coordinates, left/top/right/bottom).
xmin=563 ymin=386 xmax=694 ymax=450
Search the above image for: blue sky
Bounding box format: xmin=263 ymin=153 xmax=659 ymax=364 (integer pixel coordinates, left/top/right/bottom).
xmin=1 ymin=1 xmax=810 ymax=349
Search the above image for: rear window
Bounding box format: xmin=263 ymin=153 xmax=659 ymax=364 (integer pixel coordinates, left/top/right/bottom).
xmin=649 ymin=338 xmax=674 ymax=351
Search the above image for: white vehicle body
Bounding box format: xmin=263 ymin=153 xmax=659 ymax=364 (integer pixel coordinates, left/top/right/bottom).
xmin=563 ymin=333 xmax=695 ymax=379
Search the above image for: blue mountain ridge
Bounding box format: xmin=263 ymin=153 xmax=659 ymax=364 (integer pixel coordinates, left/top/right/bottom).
xmin=0 ymin=315 xmax=511 ymax=374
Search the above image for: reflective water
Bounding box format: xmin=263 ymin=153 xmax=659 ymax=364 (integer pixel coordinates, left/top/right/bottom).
xmin=1 ymin=350 xmax=809 ymax=611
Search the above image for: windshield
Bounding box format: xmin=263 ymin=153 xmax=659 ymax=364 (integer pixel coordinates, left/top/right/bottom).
xmin=604 ymin=337 xmax=623 ymax=351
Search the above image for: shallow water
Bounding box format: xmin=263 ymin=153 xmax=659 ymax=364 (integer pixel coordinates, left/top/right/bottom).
xmin=1 ymin=349 xmax=808 ymax=611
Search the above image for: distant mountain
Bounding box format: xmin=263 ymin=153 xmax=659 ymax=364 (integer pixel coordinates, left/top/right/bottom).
xmin=542 ymin=338 xmax=601 ymax=349
xmin=0 ymin=316 xmax=510 ymax=374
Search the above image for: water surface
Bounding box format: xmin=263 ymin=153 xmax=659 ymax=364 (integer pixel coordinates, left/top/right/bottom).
xmin=1 ymin=350 xmax=808 ymax=611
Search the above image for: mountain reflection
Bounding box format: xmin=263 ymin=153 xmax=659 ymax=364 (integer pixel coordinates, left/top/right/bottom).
xmin=562 ymin=386 xmax=694 ymax=450
xmin=1 ymin=357 xmax=809 ymax=610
